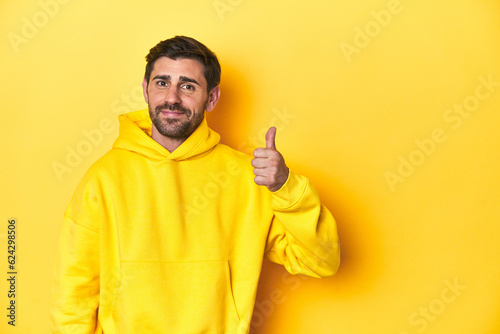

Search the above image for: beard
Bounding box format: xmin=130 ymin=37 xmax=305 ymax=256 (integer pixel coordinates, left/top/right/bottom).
xmin=148 ymin=100 xmax=206 ymax=140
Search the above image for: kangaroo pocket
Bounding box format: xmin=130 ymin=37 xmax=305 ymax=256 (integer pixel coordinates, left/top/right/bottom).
xmin=111 ymin=259 xmax=240 ymax=333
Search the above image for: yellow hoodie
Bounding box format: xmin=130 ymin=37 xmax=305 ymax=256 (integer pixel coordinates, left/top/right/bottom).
xmin=50 ymin=109 xmax=340 ymax=334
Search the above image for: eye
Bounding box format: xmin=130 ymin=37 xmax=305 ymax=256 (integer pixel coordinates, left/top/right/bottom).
xmin=156 ymin=81 xmax=168 ymax=87
xmin=181 ymin=84 xmax=195 ymax=91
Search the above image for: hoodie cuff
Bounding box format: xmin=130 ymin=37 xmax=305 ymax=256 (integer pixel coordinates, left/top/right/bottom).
xmin=270 ymin=170 xmax=308 ymax=210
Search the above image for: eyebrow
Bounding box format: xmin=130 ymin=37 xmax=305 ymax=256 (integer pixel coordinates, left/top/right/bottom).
xmin=180 ymin=76 xmax=200 ymax=86
xmin=152 ymin=74 xmax=170 ymax=81
xmin=152 ymin=74 xmax=200 ymax=86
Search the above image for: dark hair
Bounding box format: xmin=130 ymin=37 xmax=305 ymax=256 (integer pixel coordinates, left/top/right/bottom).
xmin=144 ymin=35 xmax=221 ymax=93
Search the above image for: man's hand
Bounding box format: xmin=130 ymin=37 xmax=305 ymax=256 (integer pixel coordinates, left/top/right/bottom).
xmin=252 ymin=127 xmax=289 ymax=192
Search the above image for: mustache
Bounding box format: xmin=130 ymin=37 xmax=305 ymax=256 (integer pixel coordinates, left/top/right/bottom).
xmin=155 ymin=102 xmax=191 ymax=114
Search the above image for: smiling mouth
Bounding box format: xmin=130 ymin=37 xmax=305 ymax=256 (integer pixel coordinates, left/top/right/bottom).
xmin=160 ymin=110 xmax=185 ymax=116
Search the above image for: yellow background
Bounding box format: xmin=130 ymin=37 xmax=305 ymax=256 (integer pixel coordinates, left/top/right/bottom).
xmin=1 ymin=0 xmax=500 ymax=333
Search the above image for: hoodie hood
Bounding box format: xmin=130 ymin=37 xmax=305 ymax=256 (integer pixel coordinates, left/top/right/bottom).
xmin=113 ymin=109 xmax=220 ymax=161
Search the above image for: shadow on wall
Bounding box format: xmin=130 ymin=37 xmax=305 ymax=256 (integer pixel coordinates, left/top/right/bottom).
xmin=250 ymin=162 xmax=382 ymax=333
xmin=206 ymin=60 xmax=255 ymax=149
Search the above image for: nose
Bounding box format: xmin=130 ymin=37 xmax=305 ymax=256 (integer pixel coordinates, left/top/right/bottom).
xmin=164 ymin=86 xmax=181 ymax=105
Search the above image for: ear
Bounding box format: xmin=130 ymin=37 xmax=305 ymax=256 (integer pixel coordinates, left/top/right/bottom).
xmin=206 ymin=86 xmax=220 ymax=112
xmin=142 ymin=78 xmax=149 ymax=103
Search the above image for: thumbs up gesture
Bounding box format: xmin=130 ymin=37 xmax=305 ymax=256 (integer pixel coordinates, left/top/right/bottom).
xmin=252 ymin=127 xmax=289 ymax=192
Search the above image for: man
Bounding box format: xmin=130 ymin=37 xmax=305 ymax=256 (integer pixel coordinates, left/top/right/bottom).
xmin=50 ymin=35 xmax=340 ymax=334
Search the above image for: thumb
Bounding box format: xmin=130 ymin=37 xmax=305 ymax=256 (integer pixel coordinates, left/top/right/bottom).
xmin=266 ymin=127 xmax=277 ymax=150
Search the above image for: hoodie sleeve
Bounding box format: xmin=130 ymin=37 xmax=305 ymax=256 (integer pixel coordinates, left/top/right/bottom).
xmin=264 ymin=170 xmax=340 ymax=278
xmin=50 ymin=199 xmax=100 ymax=333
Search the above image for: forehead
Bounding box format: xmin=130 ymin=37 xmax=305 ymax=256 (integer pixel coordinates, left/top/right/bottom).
xmin=151 ymin=57 xmax=206 ymax=85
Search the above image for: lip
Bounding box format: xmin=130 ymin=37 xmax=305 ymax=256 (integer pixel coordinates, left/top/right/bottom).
xmin=160 ymin=110 xmax=185 ymax=116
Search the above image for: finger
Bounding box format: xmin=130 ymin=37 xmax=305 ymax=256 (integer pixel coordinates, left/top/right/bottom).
xmin=266 ymin=127 xmax=277 ymax=150
xmin=251 ymin=158 xmax=268 ymax=168
xmin=252 ymin=168 xmax=267 ymax=176
xmin=253 ymin=147 xmax=272 ymax=158
xmin=254 ymin=175 xmax=269 ymax=186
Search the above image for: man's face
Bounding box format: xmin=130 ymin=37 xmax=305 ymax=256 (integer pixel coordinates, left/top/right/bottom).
xmin=143 ymin=57 xmax=219 ymax=141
